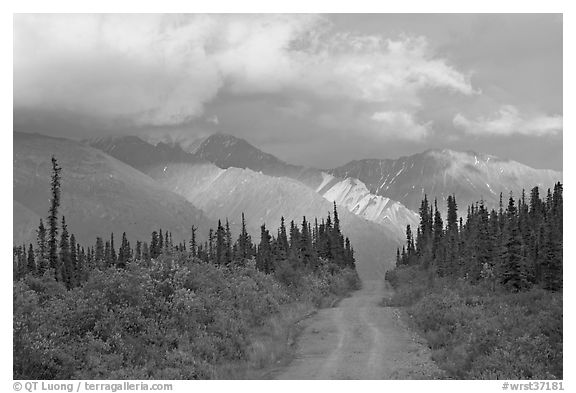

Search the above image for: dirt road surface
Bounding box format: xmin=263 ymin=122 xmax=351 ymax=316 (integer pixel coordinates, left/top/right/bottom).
xmin=270 ymin=279 xmax=443 ymax=379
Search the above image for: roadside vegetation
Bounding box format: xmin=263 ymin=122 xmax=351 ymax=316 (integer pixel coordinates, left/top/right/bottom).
xmin=13 ymin=157 xmax=360 ymax=379
xmin=386 ymin=186 xmax=563 ymax=379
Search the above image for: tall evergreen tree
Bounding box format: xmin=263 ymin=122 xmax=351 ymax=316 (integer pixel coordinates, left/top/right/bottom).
xmin=236 ymin=213 xmax=253 ymax=261
xmin=256 ymin=224 xmax=273 ymax=273
xmin=109 ymin=233 xmax=117 ymax=267
xmin=48 ymin=156 xmax=62 ymax=280
xmin=445 ymin=195 xmax=459 ymax=275
xmin=225 ymin=220 xmax=233 ymax=265
xmin=95 ymin=237 xmax=104 ymax=266
xmin=117 ymin=232 xmax=131 ymax=268
xmin=432 ymin=200 xmax=444 ymax=272
xmin=215 ymin=220 xmax=225 ymax=265
xmin=70 ymin=234 xmax=78 ymax=287
xmin=59 ymin=216 xmax=73 ymax=289
xmin=208 ymin=229 xmax=214 ymax=263
xmin=135 ymin=241 xmax=142 ymax=261
xmin=190 ymin=225 xmax=197 ymax=258
xmin=26 ymin=243 xmax=36 ymax=276
xmin=77 ymin=245 xmax=86 ymax=283
xmin=278 ymin=216 xmax=289 ymax=257
xmin=150 ymin=231 xmax=160 ymax=259
xmin=36 ymin=219 xmax=48 ymax=275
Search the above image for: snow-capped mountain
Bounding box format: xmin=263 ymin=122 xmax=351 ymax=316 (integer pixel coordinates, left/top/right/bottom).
xmin=316 ymin=174 xmax=420 ymax=231
xmin=331 ymin=149 xmax=562 ymax=212
xmin=14 ymin=132 xmax=215 ymax=245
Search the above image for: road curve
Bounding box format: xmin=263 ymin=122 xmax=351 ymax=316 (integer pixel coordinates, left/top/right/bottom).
xmin=270 ymin=279 xmax=443 ymax=379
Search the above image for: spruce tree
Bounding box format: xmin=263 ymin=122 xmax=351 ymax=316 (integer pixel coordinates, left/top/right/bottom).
xmin=225 ymin=219 xmax=232 ymax=265
xmin=256 ymin=224 xmax=272 ymax=273
xmin=48 ymin=156 xmax=62 ymax=280
xmin=70 ymin=234 xmax=78 ymax=287
xmin=77 ymin=244 xmax=85 ymax=284
xmin=14 ymin=246 xmax=26 ymax=280
xmin=36 ymin=219 xmax=48 ymax=275
xmin=344 ymin=237 xmax=355 ymax=268
xmin=417 ymin=195 xmax=432 ymax=258
xmin=190 ymin=225 xmax=197 ymax=258
xmin=405 ymin=225 xmax=415 ymax=265
xmin=501 ymin=197 xmax=529 ymax=291
xmin=135 ymin=241 xmax=142 ymax=261
xmin=208 ymin=229 xmax=214 ymax=263
xmin=445 ymin=195 xmax=459 ymax=275
xmin=432 ymin=200 xmax=444 ymax=272
xmin=215 ymin=220 xmax=225 ymax=265
xmin=104 ymin=240 xmax=111 ymax=266
xmin=59 ymin=216 xmax=73 ymax=289
xmin=117 ymin=232 xmax=130 ymax=268
xmin=333 ymin=202 xmax=340 ymax=233
xmin=278 ymin=216 xmax=289 ymax=257
xmin=150 ymin=231 xmax=159 ymax=259
xmin=95 ymin=237 xmax=104 ymax=266
xmin=26 ymin=243 xmax=36 ymax=276
xmin=300 ymin=216 xmax=315 ymax=268
xmin=237 ymin=213 xmax=253 ymax=261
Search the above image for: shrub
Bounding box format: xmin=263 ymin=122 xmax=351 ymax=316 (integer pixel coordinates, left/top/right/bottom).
xmin=385 ymin=264 xmax=563 ymax=379
xmin=14 ymin=253 xmax=361 ymax=379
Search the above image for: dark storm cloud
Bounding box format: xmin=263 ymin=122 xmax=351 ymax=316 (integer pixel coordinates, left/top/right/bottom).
xmin=13 ymin=14 xmax=562 ymax=170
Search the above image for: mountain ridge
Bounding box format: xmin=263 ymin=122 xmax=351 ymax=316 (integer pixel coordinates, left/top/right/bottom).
xmin=87 ymin=131 xmax=561 ymax=232
xmin=330 ymin=148 xmax=561 ymax=212
xmin=88 ymin=133 xmax=419 ymax=237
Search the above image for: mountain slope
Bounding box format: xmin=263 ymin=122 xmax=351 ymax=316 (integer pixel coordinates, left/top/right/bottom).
xmin=89 ymin=133 xmax=418 ymax=238
xmin=192 ymin=133 xmax=324 ymax=188
xmin=145 ymin=162 xmax=402 ymax=280
xmin=86 ymin=135 xmax=202 ymax=172
xmin=14 ymin=132 xmax=214 ymax=246
xmin=316 ymin=174 xmax=420 ymax=232
xmin=331 ymin=149 xmax=562 ymax=212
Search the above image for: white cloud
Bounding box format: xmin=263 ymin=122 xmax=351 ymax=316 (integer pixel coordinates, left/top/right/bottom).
xmin=453 ymin=105 xmax=562 ymax=136
xmin=371 ymin=111 xmax=431 ymax=141
xmin=206 ymin=115 xmax=219 ymax=125
xmin=14 ymin=14 xmax=474 ymax=127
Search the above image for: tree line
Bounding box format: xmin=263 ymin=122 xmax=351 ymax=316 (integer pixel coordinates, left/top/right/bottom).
xmin=13 ymin=157 xmax=356 ymax=289
xmin=396 ymin=183 xmax=563 ymax=292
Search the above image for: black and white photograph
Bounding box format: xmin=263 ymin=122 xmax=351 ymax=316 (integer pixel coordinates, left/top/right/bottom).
xmin=10 ymin=10 xmax=564 ymax=386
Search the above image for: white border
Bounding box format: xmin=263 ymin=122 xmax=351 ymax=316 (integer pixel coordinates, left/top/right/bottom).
xmin=3 ymin=3 xmax=571 ymax=392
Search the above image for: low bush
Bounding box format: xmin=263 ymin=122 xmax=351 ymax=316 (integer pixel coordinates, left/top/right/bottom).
xmin=386 ymin=265 xmax=562 ymax=379
xmin=14 ymin=254 xmax=360 ymax=379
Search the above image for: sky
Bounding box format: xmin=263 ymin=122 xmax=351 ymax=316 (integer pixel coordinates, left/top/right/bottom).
xmin=13 ymin=14 xmax=563 ymax=170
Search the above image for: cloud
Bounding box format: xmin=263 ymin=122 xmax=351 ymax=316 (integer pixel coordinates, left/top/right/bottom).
xmin=371 ymin=111 xmax=431 ymax=141
xmin=453 ymin=105 xmax=562 ymax=136
xmin=14 ymin=14 xmax=474 ymax=127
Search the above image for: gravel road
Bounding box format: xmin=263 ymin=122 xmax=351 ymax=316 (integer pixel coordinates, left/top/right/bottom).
xmin=271 ymin=279 xmax=443 ymax=379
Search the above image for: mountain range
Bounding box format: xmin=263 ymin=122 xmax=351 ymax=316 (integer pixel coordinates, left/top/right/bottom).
xmin=330 ymin=149 xmax=561 ymax=213
xmin=14 ymin=131 xmax=562 ymax=277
